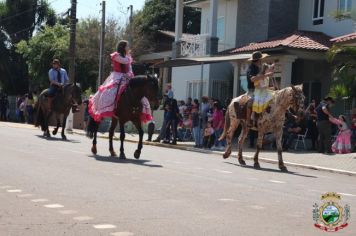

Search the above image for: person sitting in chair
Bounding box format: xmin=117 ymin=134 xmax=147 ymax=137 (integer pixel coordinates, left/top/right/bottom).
xmin=47 ymin=59 xmax=69 ymax=111
xmin=282 ymin=112 xmax=307 ymax=151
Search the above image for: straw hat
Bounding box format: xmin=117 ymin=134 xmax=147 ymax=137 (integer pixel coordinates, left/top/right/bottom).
xmin=248 ymin=51 xmax=270 ymax=61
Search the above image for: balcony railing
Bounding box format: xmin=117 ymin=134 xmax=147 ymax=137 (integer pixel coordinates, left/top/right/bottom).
xmin=180 ymin=34 xmax=208 ymax=57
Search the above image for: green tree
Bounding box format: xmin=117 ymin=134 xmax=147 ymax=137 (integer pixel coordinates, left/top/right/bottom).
xmin=0 ymin=0 xmax=55 ymax=94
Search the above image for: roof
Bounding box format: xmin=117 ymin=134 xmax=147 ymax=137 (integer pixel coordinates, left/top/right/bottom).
xmin=158 ymin=30 xmax=197 ymax=41
xmin=225 ymin=31 xmax=332 ymax=54
xmin=153 ymin=54 xmax=251 ymax=68
xmin=331 ymin=32 xmax=356 ymax=43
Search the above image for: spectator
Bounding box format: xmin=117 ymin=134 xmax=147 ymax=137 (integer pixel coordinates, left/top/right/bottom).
xmin=305 ymin=102 xmax=318 ymax=150
xmin=146 ymin=120 xmax=155 ymax=142
xmin=83 ymin=99 xmax=89 ymax=131
xmin=186 ymin=97 xmax=193 ymax=112
xmin=19 ymin=99 xmax=26 ymax=123
xmin=263 ymin=133 xmax=276 ymax=150
xmin=351 ymin=107 xmax=356 ymax=151
xmin=316 ymin=97 xmax=335 ymax=154
xmin=329 ymin=115 xmax=352 ymax=154
xmin=0 ymin=94 xmax=9 ymax=121
xmin=165 ymin=84 xmax=174 ymax=99
xmin=203 ymin=121 xmax=215 ymax=148
xmin=191 ymin=103 xmax=201 ymax=148
xmin=283 ymin=112 xmax=307 ymax=151
xmin=212 ymin=101 xmax=225 ymax=150
xmin=164 ymin=99 xmax=179 ymax=145
xmin=153 ymin=95 xmax=170 ymax=143
xmin=26 ymin=93 xmax=35 ymax=124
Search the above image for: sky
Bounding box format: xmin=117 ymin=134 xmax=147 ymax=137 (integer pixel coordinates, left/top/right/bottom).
xmin=50 ymin=0 xmax=145 ymax=25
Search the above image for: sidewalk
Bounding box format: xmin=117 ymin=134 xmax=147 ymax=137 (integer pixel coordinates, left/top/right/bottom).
xmin=73 ymin=129 xmax=356 ymax=176
xmin=1 ymin=122 xmax=355 ymax=176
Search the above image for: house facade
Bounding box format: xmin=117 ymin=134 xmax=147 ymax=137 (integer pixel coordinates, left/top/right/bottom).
xmin=169 ymin=0 xmax=356 ymax=109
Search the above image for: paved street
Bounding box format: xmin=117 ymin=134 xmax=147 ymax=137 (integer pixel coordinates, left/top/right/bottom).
xmin=0 ymin=123 xmax=356 ymax=236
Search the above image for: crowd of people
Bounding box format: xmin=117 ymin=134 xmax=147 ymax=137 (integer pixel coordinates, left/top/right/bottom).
xmin=12 ymin=92 xmax=38 ymax=124
xmin=151 ymin=84 xmax=356 ymax=154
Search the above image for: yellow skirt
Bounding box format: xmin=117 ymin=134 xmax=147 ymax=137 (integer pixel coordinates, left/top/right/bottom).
xmin=252 ymin=88 xmax=274 ymax=113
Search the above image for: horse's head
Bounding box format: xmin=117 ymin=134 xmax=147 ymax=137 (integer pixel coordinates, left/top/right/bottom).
xmin=143 ymin=74 xmax=160 ymax=110
xmin=65 ymin=83 xmax=82 ymax=106
xmin=290 ymin=84 xmax=305 ymax=112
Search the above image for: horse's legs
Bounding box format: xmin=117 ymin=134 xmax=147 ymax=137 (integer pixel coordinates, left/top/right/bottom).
xmin=275 ymin=128 xmax=287 ymax=172
xmin=109 ymin=118 xmax=118 ymax=157
xmin=53 ymin=116 xmax=60 ymax=135
xmin=237 ymin=124 xmax=249 ymax=165
xmin=223 ymin=120 xmax=238 ymax=159
xmin=91 ymin=128 xmax=98 ymax=155
xmin=133 ymin=122 xmax=144 ymax=159
xmin=119 ymin=121 xmax=126 ymax=159
xmin=253 ymin=131 xmax=264 ymax=169
xmin=44 ymin=112 xmax=51 ymax=138
xmin=61 ymin=115 xmax=67 ymax=140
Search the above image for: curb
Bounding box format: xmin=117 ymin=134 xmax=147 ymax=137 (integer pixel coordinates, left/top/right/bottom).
xmin=72 ymin=130 xmax=356 ymax=177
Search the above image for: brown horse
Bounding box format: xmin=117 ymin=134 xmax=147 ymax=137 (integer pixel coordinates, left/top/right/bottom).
xmin=220 ymin=85 xmax=305 ymax=171
xmin=35 ymin=83 xmax=82 ymax=140
xmin=87 ymin=75 xmax=160 ymax=159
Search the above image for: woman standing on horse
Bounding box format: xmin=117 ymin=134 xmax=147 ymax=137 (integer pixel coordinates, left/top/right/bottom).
xmin=89 ymin=40 xmax=152 ymax=123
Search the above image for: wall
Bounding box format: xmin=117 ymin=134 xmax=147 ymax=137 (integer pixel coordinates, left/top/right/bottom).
xmin=298 ymin=0 xmax=356 ymax=37
xmin=171 ymin=64 xmax=210 ymax=101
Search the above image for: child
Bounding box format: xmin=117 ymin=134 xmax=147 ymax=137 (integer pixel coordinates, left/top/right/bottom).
xmin=203 ymin=121 xmax=215 ymax=149
xmin=329 ymin=115 xmax=352 ymax=154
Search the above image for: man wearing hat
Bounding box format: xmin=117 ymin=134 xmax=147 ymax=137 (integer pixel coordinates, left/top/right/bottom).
xmin=316 ymin=96 xmax=335 ymax=154
xmin=48 ymin=59 xmax=69 ymax=111
xmin=246 ymin=51 xmax=274 ymax=128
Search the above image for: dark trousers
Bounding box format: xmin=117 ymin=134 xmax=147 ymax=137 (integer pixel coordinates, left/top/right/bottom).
xmin=165 ymin=119 xmax=178 ymax=142
xmin=0 ymin=109 xmax=6 ymax=121
xmin=147 ymin=122 xmax=155 ymax=141
xmin=203 ymin=135 xmax=215 ymax=148
xmin=317 ymin=120 xmax=332 ymax=153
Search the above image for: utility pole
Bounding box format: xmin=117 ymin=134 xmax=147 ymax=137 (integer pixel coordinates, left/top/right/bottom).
xmin=128 ymin=5 xmax=133 ymax=47
xmin=97 ymin=0 xmax=106 ymax=88
xmin=66 ymin=0 xmax=77 ymax=132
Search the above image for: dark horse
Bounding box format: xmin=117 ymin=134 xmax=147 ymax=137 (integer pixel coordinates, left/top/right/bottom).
xmin=35 ymin=83 xmax=82 ymax=140
xmin=87 ymin=75 xmax=160 ymax=159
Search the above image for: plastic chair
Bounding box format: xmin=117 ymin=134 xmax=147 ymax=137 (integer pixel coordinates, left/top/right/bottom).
xmin=294 ymin=128 xmax=308 ymax=150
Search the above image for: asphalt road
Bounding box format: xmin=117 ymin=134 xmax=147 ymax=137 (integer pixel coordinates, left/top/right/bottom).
xmin=0 ymin=124 xmax=355 ymax=236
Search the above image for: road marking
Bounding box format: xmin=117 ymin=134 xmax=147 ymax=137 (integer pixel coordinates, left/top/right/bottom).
xmin=339 ymin=193 xmax=356 ymax=197
xmin=31 ymin=199 xmax=49 ymax=203
xmin=0 ymin=185 xmax=14 ymax=189
xmin=7 ymin=189 xmax=22 ymax=193
xmin=44 ymin=204 xmax=64 ymax=208
xmin=111 ymin=232 xmax=134 ymax=236
xmin=93 ymin=224 xmax=117 ymax=229
xmin=73 ymin=216 xmax=94 ymax=221
xmin=214 ymin=169 xmax=233 ymax=174
xmin=59 ymin=210 xmax=78 ymax=215
xmin=17 ymin=194 xmax=33 ymax=198
xmin=268 ymin=180 xmax=286 ymax=184
xmin=218 ymin=198 xmax=237 ymax=202
xmin=250 ymin=205 xmax=265 ymax=210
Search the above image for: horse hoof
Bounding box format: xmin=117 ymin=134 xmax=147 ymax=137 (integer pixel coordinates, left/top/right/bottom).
xmin=45 ymin=132 xmax=51 ymax=138
xmin=279 ymin=165 xmax=288 ymax=172
xmin=62 ymin=135 xmax=67 ymax=140
xmin=110 ymin=151 xmax=117 ymax=157
xmin=238 ymin=159 xmax=246 ymax=166
xmin=119 ymin=153 xmax=126 ymax=159
xmin=254 ymin=163 xmax=261 ymax=169
xmin=222 ymin=152 xmax=230 ymax=159
xmin=91 ymin=146 xmax=97 ymax=155
xmin=134 ymin=150 xmax=141 ymax=159
xmin=52 ymin=130 xmax=58 ymax=135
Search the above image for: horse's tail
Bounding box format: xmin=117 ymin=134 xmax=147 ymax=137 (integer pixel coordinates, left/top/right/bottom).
xmin=219 ymin=108 xmax=230 ymax=141
xmin=86 ymin=116 xmax=99 ymax=139
xmin=34 ymin=103 xmax=45 ymax=131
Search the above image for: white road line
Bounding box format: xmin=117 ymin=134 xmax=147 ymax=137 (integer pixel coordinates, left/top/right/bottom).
xmin=250 ymin=205 xmax=265 ymax=210
xmin=218 ymin=198 xmax=237 ymax=202
xmin=111 ymin=232 xmax=134 ymax=236
xmin=214 ymin=169 xmax=233 ymax=174
xmin=339 ymin=193 xmax=356 ymax=197
xmin=31 ymin=199 xmax=49 ymax=203
xmin=0 ymin=185 xmax=14 ymax=189
xmin=73 ymin=216 xmax=94 ymax=221
xmin=268 ymin=180 xmax=286 ymax=184
xmin=17 ymin=194 xmax=33 ymax=198
xmin=44 ymin=204 xmax=64 ymax=208
xmin=7 ymin=189 xmax=22 ymax=193
xmin=59 ymin=210 xmax=78 ymax=215
xmin=93 ymin=224 xmax=117 ymax=229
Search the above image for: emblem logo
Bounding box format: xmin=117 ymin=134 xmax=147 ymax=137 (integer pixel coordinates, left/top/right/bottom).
xmin=313 ymin=192 xmax=350 ymax=232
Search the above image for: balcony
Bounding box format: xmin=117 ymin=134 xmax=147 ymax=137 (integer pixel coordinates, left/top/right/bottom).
xmin=180 ymin=34 xmax=208 ymax=57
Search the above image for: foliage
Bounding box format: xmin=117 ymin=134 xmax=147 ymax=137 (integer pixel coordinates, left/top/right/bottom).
xmin=126 ymin=0 xmax=201 ymax=57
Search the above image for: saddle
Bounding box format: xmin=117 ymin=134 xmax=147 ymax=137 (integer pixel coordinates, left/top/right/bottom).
xmin=234 ymin=94 xmax=251 ymax=119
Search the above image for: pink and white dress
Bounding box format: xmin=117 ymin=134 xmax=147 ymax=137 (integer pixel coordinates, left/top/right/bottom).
xmin=89 ymin=52 xmax=152 ymax=123
xmin=329 ymin=117 xmax=352 ymax=154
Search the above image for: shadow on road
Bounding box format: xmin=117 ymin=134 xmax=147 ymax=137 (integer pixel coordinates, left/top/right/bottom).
xmin=89 ymin=154 xmax=163 ymax=168
xmin=35 ymin=135 xmax=81 ymax=143
xmin=224 ymin=162 xmax=317 ymax=178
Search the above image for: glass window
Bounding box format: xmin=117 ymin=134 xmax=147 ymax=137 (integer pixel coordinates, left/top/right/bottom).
xmin=217 ymin=17 xmax=225 ymax=41
xmin=313 ymin=0 xmax=324 ymax=25
xmin=338 ymin=0 xmax=352 ymax=12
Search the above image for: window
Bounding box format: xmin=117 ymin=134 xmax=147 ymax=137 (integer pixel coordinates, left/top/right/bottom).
xmin=187 ymin=80 xmax=206 ymax=100
xmin=217 ymin=17 xmax=225 ymax=41
xmin=338 ymin=0 xmax=352 ymax=13
xmin=313 ymin=0 xmax=325 ymax=25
